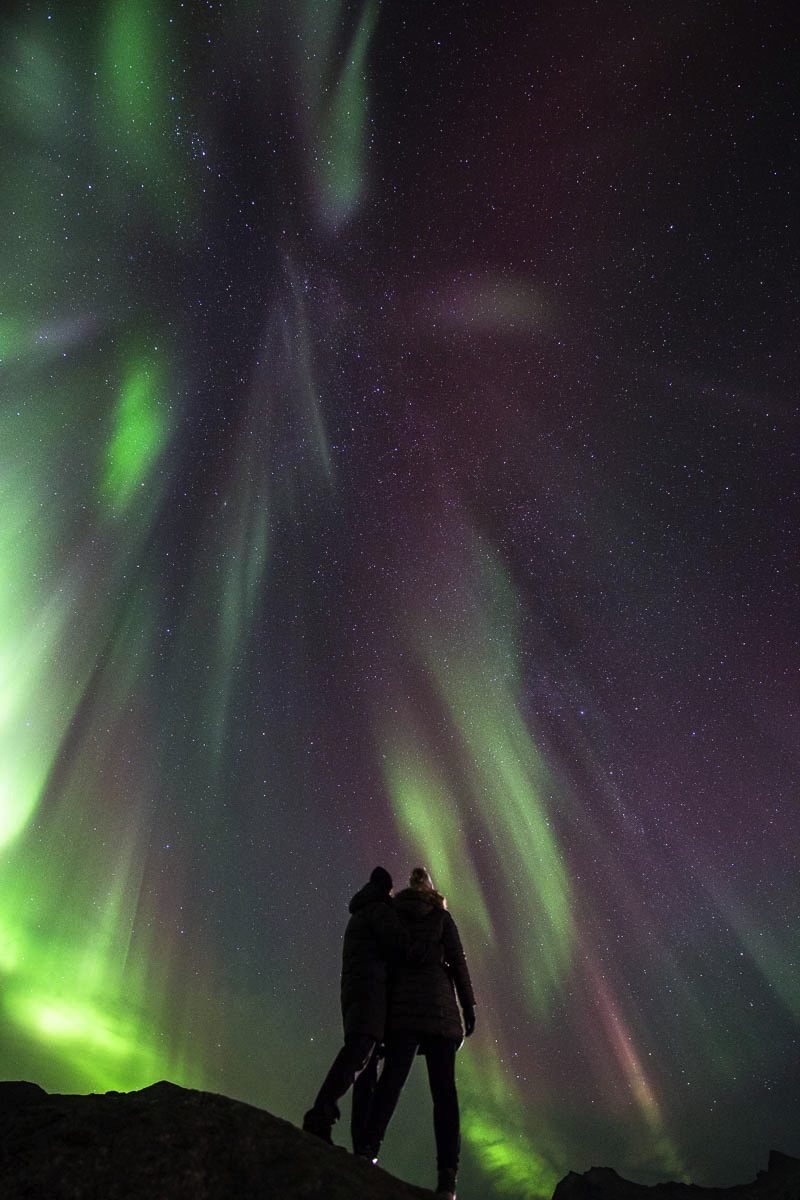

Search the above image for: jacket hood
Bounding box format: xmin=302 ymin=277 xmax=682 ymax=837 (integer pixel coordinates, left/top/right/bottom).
xmin=393 ymin=887 xmax=443 ymax=920
xmin=348 ymin=879 xmax=391 ymax=914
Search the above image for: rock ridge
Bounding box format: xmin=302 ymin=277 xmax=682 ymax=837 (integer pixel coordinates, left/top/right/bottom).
xmin=0 ymin=1078 xmax=433 ymax=1199
xmin=1 ymin=1080 xmax=798 ymax=1200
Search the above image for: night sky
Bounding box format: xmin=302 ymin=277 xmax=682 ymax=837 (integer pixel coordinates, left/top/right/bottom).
xmin=1 ymin=2 xmax=798 ymax=1197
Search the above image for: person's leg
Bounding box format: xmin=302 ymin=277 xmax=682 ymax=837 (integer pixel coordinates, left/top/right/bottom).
xmin=350 ymin=1042 xmax=380 ymax=1153
xmin=359 ymin=1032 xmax=418 ymax=1157
xmin=422 ymin=1037 xmax=460 ymax=1194
xmin=303 ymin=1033 xmax=377 ymax=1140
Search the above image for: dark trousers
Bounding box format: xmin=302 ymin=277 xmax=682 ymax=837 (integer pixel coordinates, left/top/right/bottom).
xmin=366 ymin=1032 xmax=460 ymax=1171
xmin=307 ymin=1033 xmax=378 ymax=1125
xmin=351 ymin=1041 xmax=380 ymax=1150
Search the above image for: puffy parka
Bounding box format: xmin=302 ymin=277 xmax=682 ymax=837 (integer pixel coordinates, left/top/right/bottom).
xmin=340 ymin=880 xmax=416 ymax=1040
xmin=386 ymin=888 xmax=476 ymax=1042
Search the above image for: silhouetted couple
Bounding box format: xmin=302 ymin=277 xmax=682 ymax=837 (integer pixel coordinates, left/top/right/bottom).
xmin=303 ymin=865 xmax=476 ymax=1199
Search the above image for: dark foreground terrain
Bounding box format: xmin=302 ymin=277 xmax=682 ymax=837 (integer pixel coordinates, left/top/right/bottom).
xmin=553 ymin=1153 xmax=800 ymax=1200
xmin=1 ymin=1080 xmax=798 ymax=1200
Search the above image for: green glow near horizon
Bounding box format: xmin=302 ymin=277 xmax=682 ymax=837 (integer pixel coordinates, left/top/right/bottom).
xmin=0 ymin=631 xmax=210 ymax=1094
xmin=1 ymin=895 xmax=203 ymax=1094
xmin=0 ymin=460 xmax=208 ymax=1096
xmin=462 ymin=1110 xmax=561 ymax=1200
xmin=0 ymin=334 xmax=195 ymax=1097
xmin=457 ymin=1018 xmax=566 ymax=1198
xmin=2 ymin=833 xmax=180 ymax=1094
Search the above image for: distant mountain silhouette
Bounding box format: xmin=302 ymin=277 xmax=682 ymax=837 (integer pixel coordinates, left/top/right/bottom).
xmin=1 ymin=1080 xmax=797 ymax=1200
xmin=553 ymin=1152 xmax=800 ymax=1200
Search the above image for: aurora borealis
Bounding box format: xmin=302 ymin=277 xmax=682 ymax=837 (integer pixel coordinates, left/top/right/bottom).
xmin=1 ymin=2 xmax=798 ymax=1197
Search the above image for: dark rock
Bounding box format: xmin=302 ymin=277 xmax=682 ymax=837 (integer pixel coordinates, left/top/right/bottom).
xmin=3 ymin=1079 xmax=797 ymax=1200
xmin=552 ymin=1151 xmax=800 ymax=1200
xmin=0 ymin=1079 xmax=436 ymax=1199
xmin=0 ymin=1081 xmax=48 ymax=1111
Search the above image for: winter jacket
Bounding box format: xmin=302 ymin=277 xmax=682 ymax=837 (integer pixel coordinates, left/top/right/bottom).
xmin=386 ymin=888 xmax=476 ymax=1042
xmin=340 ymin=880 xmax=419 ymax=1040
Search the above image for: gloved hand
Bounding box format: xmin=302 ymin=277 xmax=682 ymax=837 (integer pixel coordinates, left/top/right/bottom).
xmin=463 ymin=1004 xmax=476 ymax=1037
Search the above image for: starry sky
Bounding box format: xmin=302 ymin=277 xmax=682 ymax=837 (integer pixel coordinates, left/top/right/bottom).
xmin=1 ymin=2 xmax=798 ymax=1197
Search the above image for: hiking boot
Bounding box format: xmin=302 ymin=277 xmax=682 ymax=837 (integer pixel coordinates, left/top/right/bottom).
xmin=353 ymin=1146 xmax=379 ymax=1164
xmin=436 ymin=1166 xmax=457 ymax=1198
xmin=302 ymin=1109 xmax=334 ymax=1144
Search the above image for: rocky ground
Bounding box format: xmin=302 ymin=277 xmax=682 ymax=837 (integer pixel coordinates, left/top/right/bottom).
xmin=0 ymin=1080 xmax=431 ymax=1199
xmin=1 ymin=1080 xmax=798 ymax=1200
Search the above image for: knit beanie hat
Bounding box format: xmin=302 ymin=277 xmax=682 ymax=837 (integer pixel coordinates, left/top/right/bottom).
xmin=409 ymin=866 xmax=434 ymax=891
xmin=370 ymin=866 xmax=393 ymax=893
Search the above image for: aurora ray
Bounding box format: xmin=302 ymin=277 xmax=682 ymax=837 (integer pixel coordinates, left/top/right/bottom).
xmin=1 ymin=3 xmax=797 ymax=1199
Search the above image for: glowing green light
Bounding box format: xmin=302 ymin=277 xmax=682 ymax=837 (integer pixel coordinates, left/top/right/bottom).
xmin=204 ymin=485 xmax=272 ymax=762
xmin=0 ymin=316 xmax=26 ymax=361
xmin=102 ymin=351 xmax=170 ymax=513
xmin=458 ymin=1046 xmax=565 ymax=1198
xmin=302 ymin=0 xmax=380 ymax=226
xmin=26 ymin=997 xmax=127 ymax=1052
xmin=462 ymin=1110 xmax=561 ymax=1200
xmin=104 ymin=0 xmax=164 ymax=124
xmin=707 ymin=877 xmax=800 ymax=1024
xmin=0 ymin=549 xmax=81 ymax=849
xmin=5 ymin=979 xmax=175 ymax=1092
xmin=0 ymin=925 xmax=23 ymax=973
xmin=0 ymin=573 xmax=210 ymax=1093
xmin=377 ymin=539 xmax=581 ymax=1192
xmin=383 ymin=738 xmax=493 ymax=939
xmin=0 ymin=795 xmax=207 ymax=1094
xmin=0 ymin=755 xmax=46 ymax=851
xmin=99 ymin=0 xmax=193 ymax=232
xmin=400 ymin=544 xmax=576 ymax=1015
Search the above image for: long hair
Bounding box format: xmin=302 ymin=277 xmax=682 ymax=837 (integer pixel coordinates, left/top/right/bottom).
xmin=409 ymin=866 xmax=447 ymax=909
